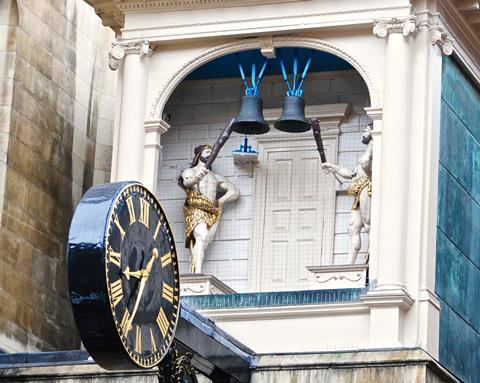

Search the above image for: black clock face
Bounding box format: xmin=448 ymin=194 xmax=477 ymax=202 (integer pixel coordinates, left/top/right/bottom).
xmin=105 ymin=184 xmax=180 ymax=368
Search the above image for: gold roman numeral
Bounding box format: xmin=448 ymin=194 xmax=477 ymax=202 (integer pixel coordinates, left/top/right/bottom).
xmin=135 ymin=326 xmax=142 ymax=353
xmin=139 ymin=198 xmax=149 ymax=228
xmin=108 ymin=246 xmax=121 ymax=267
xmin=114 ymin=216 xmax=125 ymax=240
xmin=126 ymin=196 xmax=136 ymax=225
xmin=110 ymin=279 xmax=123 ymax=307
xmin=153 ymin=221 xmax=161 ymax=241
xmin=150 ymin=328 xmax=157 ymax=353
xmin=120 ymin=309 xmax=131 ymax=335
xmin=162 ymin=282 xmax=174 ymax=303
xmin=160 ymin=252 xmax=172 ymax=268
xmin=156 ymin=307 xmax=169 ymax=337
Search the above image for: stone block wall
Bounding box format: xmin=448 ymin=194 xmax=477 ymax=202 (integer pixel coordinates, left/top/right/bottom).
xmin=159 ymin=69 xmax=370 ymax=292
xmin=0 ymin=0 xmax=116 ymax=352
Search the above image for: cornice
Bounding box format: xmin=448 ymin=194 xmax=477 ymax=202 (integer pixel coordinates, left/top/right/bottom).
xmin=438 ymin=0 xmax=480 ymax=84
xmin=116 ymin=0 xmax=303 ymax=12
xmin=121 ymin=5 xmax=411 ymax=41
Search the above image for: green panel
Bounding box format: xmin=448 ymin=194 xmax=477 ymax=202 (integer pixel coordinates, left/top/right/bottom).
xmin=437 ymin=165 xmax=480 ymax=268
xmin=439 ymin=299 xmax=480 ymax=383
xmin=436 ymin=230 xmax=480 ymax=333
xmin=440 ymin=104 xmax=480 ymax=204
xmin=441 ymin=58 xmax=480 ymax=143
xmin=182 ymin=288 xmax=366 ymax=310
xmin=437 ymin=56 xmax=480 ymax=383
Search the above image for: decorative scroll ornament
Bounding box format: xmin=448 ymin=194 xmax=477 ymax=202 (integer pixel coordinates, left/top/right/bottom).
xmin=373 ymin=17 xmax=417 ymax=38
xmin=430 ymin=26 xmax=454 ymax=56
xmin=108 ymin=40 xmax=153 ymax=70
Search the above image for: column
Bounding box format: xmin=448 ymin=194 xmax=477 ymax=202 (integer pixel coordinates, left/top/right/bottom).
xmin=109 ymin=40 xmax=152 ymax=182
xmin=361 ymin=17 xmax=417 ymax=348
xmin=373 ymin=17 xmax=417 ymax=291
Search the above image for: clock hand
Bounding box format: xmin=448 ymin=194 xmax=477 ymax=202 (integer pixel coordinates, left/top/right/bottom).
xmin=122 ymin=248 xmax=159 ymax=280
xmin=122 ymin=266 xmax=143 ymax=280
xmin=126 ymin=248 xmax=159 ymax=330
xmin=145 ymin=248 xmax=159 ymax=274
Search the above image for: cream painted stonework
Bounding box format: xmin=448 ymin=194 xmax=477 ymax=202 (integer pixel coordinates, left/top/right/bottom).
xmin=85 ymin=0 xmax=480 ymax=361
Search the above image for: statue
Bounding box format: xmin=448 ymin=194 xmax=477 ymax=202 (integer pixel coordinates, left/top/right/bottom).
xmin=321 ymin=125 xmax=373 ymax=264
xmin=179 ymin=144 xmax=240 ymax=274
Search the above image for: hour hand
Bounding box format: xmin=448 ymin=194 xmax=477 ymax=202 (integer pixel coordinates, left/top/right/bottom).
xmin=122 ymin=266 xmax=143 ymax=280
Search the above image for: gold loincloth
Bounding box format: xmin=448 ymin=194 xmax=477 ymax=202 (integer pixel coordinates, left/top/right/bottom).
xmin=346 ymin=175 xmax=372 ymax=210
xmin=183 ymin=190 xmax=222 ymax=248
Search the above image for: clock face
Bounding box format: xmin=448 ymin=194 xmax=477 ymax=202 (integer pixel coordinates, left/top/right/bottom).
xmin=105 ymin=184 xmax=180 ymax=368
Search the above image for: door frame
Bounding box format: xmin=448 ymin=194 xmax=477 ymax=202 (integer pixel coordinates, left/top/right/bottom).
xmin=247 ymin=103 xmax=347 ymax=291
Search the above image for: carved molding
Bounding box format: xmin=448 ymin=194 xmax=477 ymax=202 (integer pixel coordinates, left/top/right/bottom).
xmin=259 ymin=35 xmax=275 ymax=58
xmin=149 ymin=36 xmax=380 ymax=120
xmin=307 ymin=264 xmax=368 ymax=290
xmin=108 ymin=39 xmax=153 ymax=70
xmin=360 ymin=288 xmax=415 ymax=311
xmin=373 ymin=16 xmax=417 ymax=38
xmin=430 ymin=25 xmax=454 ymax=56
xmin=116 ymin=0 xmax=301 ymax=11
xmin=180 ymin=274 xmax=236 ymax=295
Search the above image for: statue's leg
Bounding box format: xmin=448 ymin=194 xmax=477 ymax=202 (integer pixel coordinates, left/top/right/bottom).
xmin=358 ymin=189 xmax=371 ymax=263
xmin=191 ymin=223 xmax=209 ymax=274
xmin=348 ymin=209 xmax=363 ymax=264
xmin=359 ymin=189 xmax=371 ymax=232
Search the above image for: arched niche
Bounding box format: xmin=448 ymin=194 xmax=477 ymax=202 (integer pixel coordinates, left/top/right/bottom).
xmin=149 ymin=36 xmax=379 ymax=122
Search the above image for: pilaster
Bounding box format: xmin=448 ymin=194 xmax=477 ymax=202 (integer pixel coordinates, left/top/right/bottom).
xmin=143 ymin=119 xmax=170 ymax=191
xmin=365 ymin=16 xmax=417 ymax=347
xmin=109 ymin=40 xmax=153 ymax=182
xmin=373 ymin=16 xmax=417 ymax=291
xmin=364 ymin=106 xmax=382 ymax=284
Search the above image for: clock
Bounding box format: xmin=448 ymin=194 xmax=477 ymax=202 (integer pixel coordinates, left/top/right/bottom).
xmin=68 ymin=181 xmax=180 ymax=370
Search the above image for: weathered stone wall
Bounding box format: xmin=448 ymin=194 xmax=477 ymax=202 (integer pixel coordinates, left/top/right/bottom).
xmin=0 ymin=349 xmax=459 ymax=382
xmin=0 ymin=0 xmax=116 ymax=352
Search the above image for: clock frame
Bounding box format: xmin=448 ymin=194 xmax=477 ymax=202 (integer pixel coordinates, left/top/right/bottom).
xmin=68 ymin=181 xmax=180 ymax=370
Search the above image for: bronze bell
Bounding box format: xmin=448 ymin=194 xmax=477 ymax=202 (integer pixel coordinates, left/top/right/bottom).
xmin=274 ymin=95 xmax=310 ymax=133
xmin=231 ymin=95 xmax=270 ymax=135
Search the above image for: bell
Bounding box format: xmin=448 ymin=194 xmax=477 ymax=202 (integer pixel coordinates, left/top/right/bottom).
xmin=231 ymin=95 xmax=270 ymax=135
xmin=274 ymin=96 xmax=310 ymax=133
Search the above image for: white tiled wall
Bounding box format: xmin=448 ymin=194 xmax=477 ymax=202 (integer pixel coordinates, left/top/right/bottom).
xmin=158 ymin=70 xmax=370 ymax=292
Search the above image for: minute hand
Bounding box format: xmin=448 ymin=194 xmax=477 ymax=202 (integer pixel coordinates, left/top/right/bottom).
xmin=127 ymin=248 xmax=159 ymax=330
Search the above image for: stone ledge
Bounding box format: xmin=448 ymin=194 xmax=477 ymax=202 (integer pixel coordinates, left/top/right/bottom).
xmin=180 ymin=274 xmax=236 ymax=295
xmin=252 ymin=348 xmax=461 ymax=383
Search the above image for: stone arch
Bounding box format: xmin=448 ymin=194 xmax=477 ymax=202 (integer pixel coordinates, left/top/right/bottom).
xmin=149 ymin=36 xmax=380 ymax=121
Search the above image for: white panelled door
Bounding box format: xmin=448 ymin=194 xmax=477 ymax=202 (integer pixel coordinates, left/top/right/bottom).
xmin=251 ymin=132 xmax=338 ymax=292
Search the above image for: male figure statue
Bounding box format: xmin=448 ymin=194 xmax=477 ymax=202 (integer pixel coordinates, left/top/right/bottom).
xmin=321 ymin=125 xmax=373 ymax=264
xmin=179 ymin=144 xmax=240 ymax=274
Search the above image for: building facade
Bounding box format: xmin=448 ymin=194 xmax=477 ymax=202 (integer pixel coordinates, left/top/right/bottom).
xmin=0 ymin=0 xmax=479 ymax=382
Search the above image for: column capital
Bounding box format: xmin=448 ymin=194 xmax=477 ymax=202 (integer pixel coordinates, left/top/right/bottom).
xmin=373 ymin=17 xmax=417 ymax=38
xmin=144 ymin=119 xmax=170 ymax=135
xmin=108 ymin=40 xmax=154 ymax=70
xmin=429 ymin=25 xmax=454 ymax=56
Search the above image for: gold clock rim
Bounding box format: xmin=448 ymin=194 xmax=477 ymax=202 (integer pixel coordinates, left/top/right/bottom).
xmin=104 ymin=182 xmax=181 ymax=369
